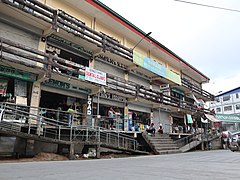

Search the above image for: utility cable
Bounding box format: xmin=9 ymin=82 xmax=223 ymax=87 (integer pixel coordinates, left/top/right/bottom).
xmin=174 ymin=0 xmax=240 ymax=13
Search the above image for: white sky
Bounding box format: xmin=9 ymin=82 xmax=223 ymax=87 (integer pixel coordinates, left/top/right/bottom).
xmin=100 ymin=0 xmax=240 ymax=95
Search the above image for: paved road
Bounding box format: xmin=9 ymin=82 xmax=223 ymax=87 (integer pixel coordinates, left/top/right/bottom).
xmin=0 ymin=150 xmax=240 ymax=180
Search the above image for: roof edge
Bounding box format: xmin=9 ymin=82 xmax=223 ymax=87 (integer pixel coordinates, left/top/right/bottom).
xmin=90 ymin=0 xmax=210 ymax=82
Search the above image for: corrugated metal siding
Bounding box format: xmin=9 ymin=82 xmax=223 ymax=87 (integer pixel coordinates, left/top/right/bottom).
xmin=153 ymin=110 xmax=170 ymax=133
xmin=94 ymin=60 xmax=124 ymax=78
xmin=128 ymin=73 xmax=150 ymax=88
xmin=128 ymin=103 xmax=151 ymax=113
xmin=0 ymin=21 xmax=40 ymax=66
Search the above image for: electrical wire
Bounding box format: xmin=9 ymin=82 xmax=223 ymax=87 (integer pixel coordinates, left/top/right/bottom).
xmin=174 ymin=0 xmax=240 ymax=13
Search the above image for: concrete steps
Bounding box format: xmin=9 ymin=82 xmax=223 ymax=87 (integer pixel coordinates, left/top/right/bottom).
xmin=143 ymin=133 xmax=181 ymax=155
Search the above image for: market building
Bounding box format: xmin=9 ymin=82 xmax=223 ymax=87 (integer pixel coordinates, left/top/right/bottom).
xmin=0 ymin=0 xmax=214 ymax=135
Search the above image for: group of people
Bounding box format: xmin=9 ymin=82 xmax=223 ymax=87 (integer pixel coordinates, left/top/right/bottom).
xmin=146 ymin=122 xmax=164 ymax=136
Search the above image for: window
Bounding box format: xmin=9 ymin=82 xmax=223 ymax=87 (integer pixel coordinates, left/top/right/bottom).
xmin=216 ymin=107 xmax=221 ymax=112
xmin=223 ymin=95 xmax=230 ymax=101
xmin=236 ymin=104 xmax=240 ymax=110
xmin=214 ymin=97 xmax=220 ymax=103
xmin=236 ymin=93 xmax=239 ymax=99
xmin=224 ymin=105 xmax=232 ymax=111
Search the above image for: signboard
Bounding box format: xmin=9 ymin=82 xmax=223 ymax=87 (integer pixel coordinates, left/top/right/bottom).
xmin=85 ymin=67 xmax=106 ymax=86
xmin=205 ymin=114 xmax=240 ymax=123
xmin=0 ymin=65 xmax=37 ymax=82
xmin=99 ymin=92 xmax=126 ymax=102
xmin=43 ymin=79 xmax=89 ymax=94
xmin=133 ymin=51 xmax=181 ymax=85
xmin=166 ymin=69 xmax=182 ymax=85
xmin=216 ymin=114 xmax=240 ymax=123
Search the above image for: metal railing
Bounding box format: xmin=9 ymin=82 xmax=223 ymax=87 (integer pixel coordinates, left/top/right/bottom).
xmin=174 ymin=132 xmax=202 ymax=148
xmin=0 ymin=102 xmax=137 ymax=151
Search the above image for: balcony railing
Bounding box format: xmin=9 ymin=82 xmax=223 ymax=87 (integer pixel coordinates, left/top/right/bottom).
xmin=181 ymin=78 xmax=214 ymax=100
xmin=0 ymin=36 xmax=211 ymax=114
xmin=2 ymin=0 xmax=133 ymax=60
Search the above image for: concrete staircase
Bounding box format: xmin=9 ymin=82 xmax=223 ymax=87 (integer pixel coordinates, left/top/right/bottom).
xmin=143 ymin=133 xmax=181 ymax=155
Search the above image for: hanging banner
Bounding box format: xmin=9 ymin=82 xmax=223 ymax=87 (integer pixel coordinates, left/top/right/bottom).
xmin=166 ymin=69 xmax=182 ymax=85
xmin=85 ymin=67 xmax=106 ymax=86
xmin=133 ymin=51 xmax=181 ymax=85
xmin=0 ymin=79 xmax=8 ymax=95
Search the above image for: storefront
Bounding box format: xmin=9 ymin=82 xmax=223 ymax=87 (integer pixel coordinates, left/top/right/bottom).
xmin=128 ymin=103 xmax=151 ymax=132
xmin=40 ymin=78 xmax=90 ymax=125
xmin=0 ymin=65 xmax=37 ymax=106
xmin=92 ymin=92 xmax=125 ymax=130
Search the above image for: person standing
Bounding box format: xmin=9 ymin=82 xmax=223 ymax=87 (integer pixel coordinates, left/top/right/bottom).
xmin=108 ymin=107 xmax=115 ymax=130
xmin=67 ymin=105 xmax=75 ymax=127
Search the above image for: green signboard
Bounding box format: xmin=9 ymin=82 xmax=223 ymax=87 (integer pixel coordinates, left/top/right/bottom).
xmin=216 ymin=114 xmax=240 ymax=123
xmin=0 ymin=65 xmax=37 ymax=82
xmin=133 ymin=51 xmax=181 ymax=85
xmin=43 ymin=79 xmax=89 ymax=94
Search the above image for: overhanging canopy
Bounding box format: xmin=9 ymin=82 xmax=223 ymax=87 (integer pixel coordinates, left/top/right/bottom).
xmin=205 ymin=114 xmax=240 ymax=123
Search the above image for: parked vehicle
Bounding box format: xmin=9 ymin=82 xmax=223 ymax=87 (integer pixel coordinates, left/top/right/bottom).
xmin=229 ymin=131 xmax=240 ymax=152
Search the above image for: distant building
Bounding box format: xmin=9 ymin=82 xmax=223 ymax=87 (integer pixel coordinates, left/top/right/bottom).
xmin=210 ymin=87 xmax=240 ymax=115
xmin=210 ymin=87 xmax=240 ymax=131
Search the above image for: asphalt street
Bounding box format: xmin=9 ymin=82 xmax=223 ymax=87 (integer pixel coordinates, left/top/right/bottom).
xmin=0 ymin=150 xmax=240 ymax=180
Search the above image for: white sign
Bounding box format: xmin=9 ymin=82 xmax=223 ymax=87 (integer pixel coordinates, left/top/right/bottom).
xmin=87 ymin=95 xmax=92 ymax=115
xmin=85 ymin=67 xmax=106 ymax=86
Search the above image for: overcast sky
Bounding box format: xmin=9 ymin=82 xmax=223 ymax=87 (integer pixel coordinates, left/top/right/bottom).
xmin=100 ymin=0 xmax=240 ymax=95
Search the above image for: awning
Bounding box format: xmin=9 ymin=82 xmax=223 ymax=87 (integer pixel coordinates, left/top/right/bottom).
xmin=216 ymin=114 xmax=240 ymax=123
xmin=205 ymin=114 xmax=221 ymax=122
xmin=205 ymin=114 xmax=240 ymax=123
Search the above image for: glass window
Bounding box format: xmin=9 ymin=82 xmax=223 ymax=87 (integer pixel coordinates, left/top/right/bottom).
xmin=224 ymin=105 xmax=232 ymax=111
xmin=216 ymin=107 xmax=221 ymax=112
xmin=236 ymin=104 xmax=240 ymax=110
xmin=214 ymin=97 xmax=220 ymax=102
xmin=223 ymin=95 xmax=230 ymax=101
xmin=236 ymin=93 xmax=239 ymax=99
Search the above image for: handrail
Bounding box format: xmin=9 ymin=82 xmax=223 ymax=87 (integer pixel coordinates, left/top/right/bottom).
xmin=0 ymin=102 xmax=138 ymax=151
xmin=174 ymin=132 xmax=202 ymax=148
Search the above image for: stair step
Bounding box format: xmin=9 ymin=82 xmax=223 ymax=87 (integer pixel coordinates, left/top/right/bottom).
xmin=157 ymin=149 xmax=182 ymax=155
xmin=151 ymin=143 xmax=178 ymax=147
xmin=149 ymin=140 xmax=173 ymax=144
xmin=155 ymin=147 xmax=179 ymax=151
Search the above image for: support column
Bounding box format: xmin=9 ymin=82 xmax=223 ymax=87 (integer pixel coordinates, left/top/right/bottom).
xmin=89 ymin=57 xmax=95 ymax=68
xmin=96 ymin=144 xmax=100 ymax=159
xmin=124 ymin=70 xmax=129 ymax=81
xmin=124 ymin=103 xmax=129 ymax=131
xmin=69 ymin=143 xmax=75 ymax=160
